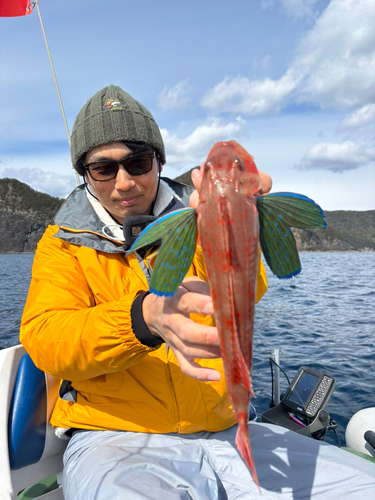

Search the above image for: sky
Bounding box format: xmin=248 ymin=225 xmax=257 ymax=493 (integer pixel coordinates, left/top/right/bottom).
xmin=0 ymin=0 xmax=374 ymax=211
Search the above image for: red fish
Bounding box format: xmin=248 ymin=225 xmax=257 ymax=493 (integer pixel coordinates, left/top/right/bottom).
xmin=128 ymin=140 xmax=326 ymax=490
xmin=197 ymin=141 xmax=261 ymax=486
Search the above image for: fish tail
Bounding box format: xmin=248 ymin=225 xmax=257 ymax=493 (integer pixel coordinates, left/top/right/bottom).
xmin=235 ymin=413 xmax=261 ymax=493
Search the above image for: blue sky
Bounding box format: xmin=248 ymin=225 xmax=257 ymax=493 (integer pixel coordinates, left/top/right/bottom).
xmin=0 ymin=0 xmax=374 ymax=210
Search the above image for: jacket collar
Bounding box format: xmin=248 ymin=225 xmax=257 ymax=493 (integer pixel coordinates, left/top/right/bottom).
xmin=53 ymin=179 xmax=191 ymax=254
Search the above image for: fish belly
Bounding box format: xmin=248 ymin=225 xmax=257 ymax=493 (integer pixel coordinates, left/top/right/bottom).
xmin=198 ymin=185 xmax=260 ymax=487
xmin=199 ymin=187 xmax=259 ymax=390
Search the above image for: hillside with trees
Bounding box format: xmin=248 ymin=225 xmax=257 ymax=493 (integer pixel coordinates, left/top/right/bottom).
xmin=0 ymin=177 xmax=374 ymax=253
xmin=0 ymin=178 xmax=63 ymax=253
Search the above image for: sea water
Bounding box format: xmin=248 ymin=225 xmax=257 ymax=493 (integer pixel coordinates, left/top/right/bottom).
xmin=0 ymin=252 xmax=374 ymax=445
xmin=253 ymin=252 xmax=375 ymax=445
xmin=0 ymin=253 xmax=34 ymax=349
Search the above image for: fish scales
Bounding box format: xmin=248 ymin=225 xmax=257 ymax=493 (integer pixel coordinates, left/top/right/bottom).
xmin=197 ymin=141 xmax=262 ymax=489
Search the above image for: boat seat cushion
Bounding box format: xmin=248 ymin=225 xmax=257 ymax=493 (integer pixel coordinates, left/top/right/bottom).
xmin=8 ymin=353 xmax=47 ymax=470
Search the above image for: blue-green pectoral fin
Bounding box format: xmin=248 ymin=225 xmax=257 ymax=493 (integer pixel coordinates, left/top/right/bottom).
xmin=127 ymin=208 xmax=198 ymax=296
xmin=257 ymin=193 xmax=326 ymax=279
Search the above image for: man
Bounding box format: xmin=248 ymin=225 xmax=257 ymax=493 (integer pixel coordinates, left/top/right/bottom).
xmin=21 ymin=85 xmax=375 ymax=499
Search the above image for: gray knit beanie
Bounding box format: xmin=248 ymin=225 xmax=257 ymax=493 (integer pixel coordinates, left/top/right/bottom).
xmin=71 ymin=85 xmax=166 ymax=175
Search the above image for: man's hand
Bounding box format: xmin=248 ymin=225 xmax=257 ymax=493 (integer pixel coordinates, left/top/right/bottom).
xmin=189 ymin=166 xmax=273 ymax=208
xmin=142 ymin=277 xmax=221 ymax=382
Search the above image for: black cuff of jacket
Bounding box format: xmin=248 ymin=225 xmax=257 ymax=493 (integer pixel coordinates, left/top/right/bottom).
xmin=131 ymin=292 xmax=165 ymax=347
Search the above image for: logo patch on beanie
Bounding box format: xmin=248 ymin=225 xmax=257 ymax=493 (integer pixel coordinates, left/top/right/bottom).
xmin=104 ymin=98 xmax=124 ymax=110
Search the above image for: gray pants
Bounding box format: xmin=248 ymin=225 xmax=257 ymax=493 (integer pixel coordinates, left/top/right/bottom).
xmin=63 ymin=422 xmax=375 ymax=500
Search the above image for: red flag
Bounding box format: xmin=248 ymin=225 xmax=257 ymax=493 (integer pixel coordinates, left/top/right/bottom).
xmin=0 ymin=0 xmax=33 ymax=17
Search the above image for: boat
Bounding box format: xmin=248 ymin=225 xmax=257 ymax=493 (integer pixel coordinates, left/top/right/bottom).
xmin=1 ymin=344 xmax=374 ymax=499
xmin=1 ymin=344 xmax=66 ymax=499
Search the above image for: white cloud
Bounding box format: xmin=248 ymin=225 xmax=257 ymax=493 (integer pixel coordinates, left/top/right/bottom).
xmin=295 ymin=0 xmax=375 ymax=110
xmin=272 ymin=164 xmax=375 ymax=210
xmin=0 ymin=167 xmax=78 ymax=198
xmin=201 ymin=0 xmax=375 ymax=115
xmin=200 ymin=73 xmax=298 ymax=115
xmin=338 ymin=104 xmax=375 ymax=129
xmin=0 ymin=154 xmax=79 ymax=198
xmin=280 ymin=0 xmax=319 ymax=19
xmin=161 ymin=117 xmax=248 ymax=173
xmin=295 ymin=140 xmax=375 ymax=172
xmin=261 ymin=0 xmax=274 ymax=9
xmin=157 ymin=80 xmax=193 ymax=112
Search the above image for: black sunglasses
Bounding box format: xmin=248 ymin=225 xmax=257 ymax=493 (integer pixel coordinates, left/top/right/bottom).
xmin=83 ymin=150 xmax=156 ymax=182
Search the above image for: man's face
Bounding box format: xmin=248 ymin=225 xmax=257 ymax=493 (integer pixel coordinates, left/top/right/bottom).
xmin=84 ymin=142 xmax=161 ymax=224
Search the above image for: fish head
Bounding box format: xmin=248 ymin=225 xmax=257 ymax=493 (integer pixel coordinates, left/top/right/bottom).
xmin=201 ymin=141 xmax=261 ymax=200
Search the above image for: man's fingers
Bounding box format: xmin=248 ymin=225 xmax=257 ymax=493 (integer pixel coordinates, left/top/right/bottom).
xmin=172 ymin=291 xmax=213 ymax=317
xmin=173 ymin=340 xmax=221 ymax=360
xmin=165 ymin=314 xmax=220 ymax=352
xmin=173 ymin=348 xmax=221 ymax=382
xmin=169 ymin=277 xmax=214 ymax=316
xmin=179 ymin=276 xmax=211 ymax=294
xmin=191 ymin=168 xmax=203 ymax=191
xmin=258 ymin=170 xmax=272 ymax=194
xmin=143 ymin=276 xmax=220 ymax=373
xmin=189 ymin=168 xmax=203 ymax=208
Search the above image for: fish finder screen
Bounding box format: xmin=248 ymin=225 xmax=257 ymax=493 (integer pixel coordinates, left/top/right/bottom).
xmin=288 ymin=372 xmax=318 ymax=406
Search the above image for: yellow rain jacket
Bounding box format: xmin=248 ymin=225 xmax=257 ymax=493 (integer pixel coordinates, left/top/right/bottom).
xmin=20 ymin=182 xmax=267 ymax=434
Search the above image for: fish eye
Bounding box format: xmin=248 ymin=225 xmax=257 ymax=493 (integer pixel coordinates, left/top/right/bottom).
xmin=233 ymin=158 xmax=244 ymax=171
xmin=204 ymin=160 xmax=212 ymax=171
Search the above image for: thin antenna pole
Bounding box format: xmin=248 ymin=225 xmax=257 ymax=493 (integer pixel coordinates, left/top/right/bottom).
xmin=33 ymin=1 xmax=80 ymax=185
xmin=273 ymin=349 xmax=280 ymax=405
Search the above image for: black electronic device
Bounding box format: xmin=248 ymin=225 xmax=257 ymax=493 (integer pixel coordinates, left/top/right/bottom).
xmin=281 ymin=366 xmax=335 ymax=419
xmin=123 ymin=215 xmax=158 ymax=249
